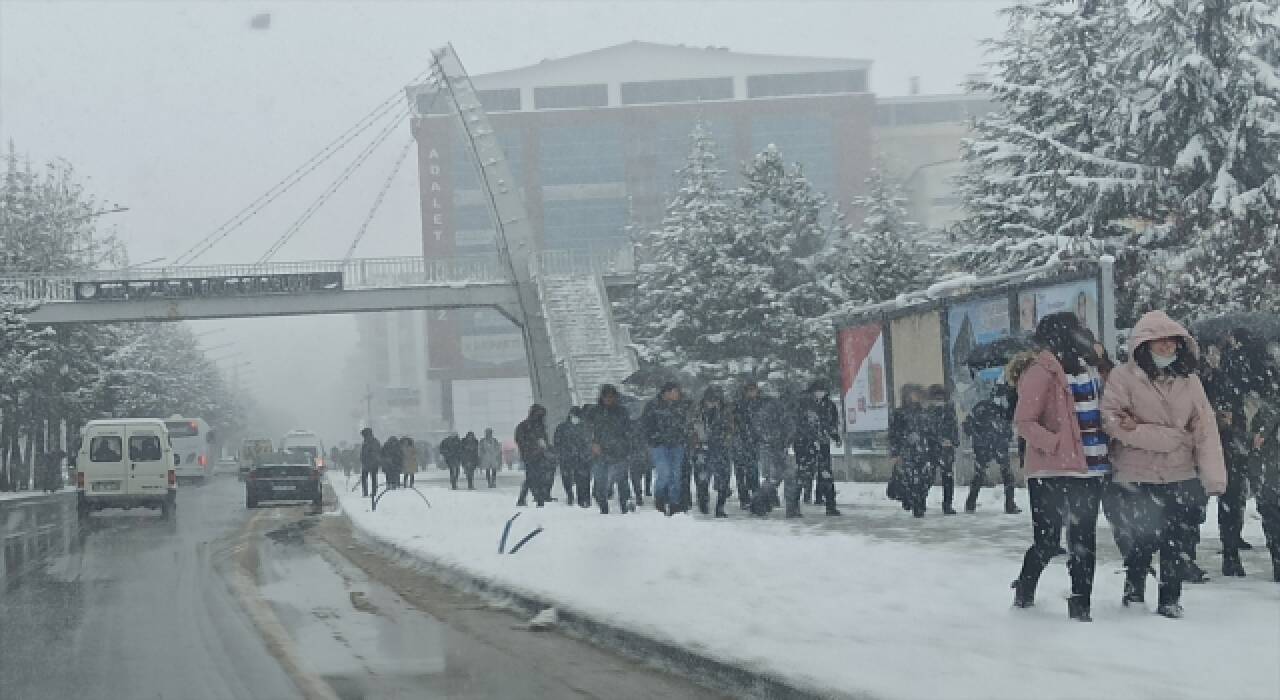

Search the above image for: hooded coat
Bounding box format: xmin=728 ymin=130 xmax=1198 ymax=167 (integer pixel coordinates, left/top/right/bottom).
xmin=1100 ymin=311 xmax=1227 ymax=494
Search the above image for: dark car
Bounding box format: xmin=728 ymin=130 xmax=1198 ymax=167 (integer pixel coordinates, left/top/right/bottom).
xmin=245 ymin=454 xmax=322 ymax=508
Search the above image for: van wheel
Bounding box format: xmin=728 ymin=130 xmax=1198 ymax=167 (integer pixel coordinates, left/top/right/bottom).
xmin=246 ymin=493 xmax=256 ymax=509
xmin=312 ymin=495 xmax=323 ymax=508
xmin=160 ymin=499 xmax=173 ymax=520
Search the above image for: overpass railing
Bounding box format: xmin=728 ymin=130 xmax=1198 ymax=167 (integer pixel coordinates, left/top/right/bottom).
xmin=0 ymin=248 xmax=636 ymax=304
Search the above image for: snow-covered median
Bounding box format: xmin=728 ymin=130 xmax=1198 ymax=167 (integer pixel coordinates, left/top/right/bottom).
xmin=330 ymin=474 xmax=1280 ymax=700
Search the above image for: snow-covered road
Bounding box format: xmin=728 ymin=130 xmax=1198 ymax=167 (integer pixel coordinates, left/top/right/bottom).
xmin=333 ymin=471 xmax=1280 ymax=700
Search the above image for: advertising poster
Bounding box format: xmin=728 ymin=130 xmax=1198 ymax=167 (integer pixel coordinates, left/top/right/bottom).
xmin=838 ymin=324 xmax=888 ymax=433
xmin=889 ymin=311 xmax=946 ymax=407
xmin=1017 ymin=280 xmax=1099 ymax=337
xmin=947 ymin=296 xmax=1012 ymax=414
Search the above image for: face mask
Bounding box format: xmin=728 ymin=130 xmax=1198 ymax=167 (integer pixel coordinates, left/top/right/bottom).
xmin=1152 ymin=352 xmax=1177 ymax=369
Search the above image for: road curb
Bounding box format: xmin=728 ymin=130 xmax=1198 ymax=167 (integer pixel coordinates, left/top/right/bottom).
xmin=337 ymin=502 xmax=857 ymax=700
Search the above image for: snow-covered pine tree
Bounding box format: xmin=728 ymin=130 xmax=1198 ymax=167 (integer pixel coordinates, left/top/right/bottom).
xmin=825 ymin=166 xmax=932 ymax=309
xmin=1116 ymin=0 xmax=1280 ymax=321
xmin=629 ymin=122 xmax=732 ymax=375
xmin=951 ymin=0 xmax=1141 ymax=275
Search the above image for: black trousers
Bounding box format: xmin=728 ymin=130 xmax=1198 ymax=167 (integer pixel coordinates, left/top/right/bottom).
xmin=559 ymin=459 xmax=576 ymax=502
xmin=1219 ymin=451 xmax=1249 ymax=553
xmin=938 ymin=451 xmax=955 ymax=508
xmin=1257 ymin=496 xmax=1280 ymax=579
xmin=1115 ymin=479 xmax=1202 ymax=606
xmin=563 ymin=459 xmax=590 ymax=507
xmin=463 ymin=462 xmax=478 ymax=489
xmin=967 ymin=454 xmax=1014 ymax=507
xmin=1101 ymin=479 xmax=1133 ymax=560
xmin=903 ymin=459 xmax=933 ymax=516
xmin=446 ymin=460 xmax=460 ymax=489
xmin=734 ymin=446 xmax=759 ymax=506
xmin=360 ymin=468 xmax=378 ymax=497
xmin=1016 ymin=477 xmax=1103 ymax=600
xmin=518 ymin=456 xmax=551 ymax=506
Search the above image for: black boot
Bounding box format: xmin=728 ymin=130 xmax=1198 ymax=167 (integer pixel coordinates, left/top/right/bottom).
xmin=1122 ymin=570 xmax=1146 ymax=607
xmin=964 ymin=481 xmax=981 ymax=513
xmin=1222 ymin=550 xmax=1246 ymax=577
xmin=1067 ymin=596 xmax=1092 ymax=622
xmin=1004 ymin=485 xmax=1022 ymax=514
xmin=1239 ymin=539 xmax=1253 ymax=550
xmin=825 ymin=502 xmax=842 ymax=516
xmin=1157 ymin=580 xmax=1183 ymax=618
xmin=597 ymin=498 xmax=609 ymax=515
xmin=714 ymin=493 xmax=728 ymax=518
xmin=942 ymin=481 xmax=956 ymax=515
xmin=1011 ymin=579 xmax=1035 ymax=608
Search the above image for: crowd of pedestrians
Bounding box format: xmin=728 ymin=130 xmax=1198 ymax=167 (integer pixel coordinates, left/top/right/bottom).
xmin=338 ymin=307 xmax=1280 ymax=625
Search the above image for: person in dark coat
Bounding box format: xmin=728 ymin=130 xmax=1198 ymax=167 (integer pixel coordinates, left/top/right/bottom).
xmin=962 ymin=384 xmax=1020 ymax=514
xmin=793 ymin=380 xmax=843 ymax=515
xmin=359 ymin=428 xmax=381 ymax=497
xmin=626 ymin=414 xmax=650 ymax=507
xmin=478 ymin=428 xmax=503 ymax=488
xmin=460 ymin=431 xmax=480 ymax=490
xmin=439 ymin=433 xmax=464 ymax=490
xmin=642 ymin=381 xmax=695 ymax=516
xmin=587 ymin=385 xmax=635 ymax=514
xmin=924 ymin=384 xmax=959 ymax=515
xmin=515 ymin=404 xmax=552 ymax=507
xmin=1217 ymin=329 xmax=1271 ymax=569
xmin=747 ymin=388 xmax=798 ymax=517
xmin=554 ymin=407 xmax=591 ymax=507
xmin=732 ymin=380 xmax=764 ymax=510
xmin=1248 ymin=387 xmax=1280 ymax=582
xmin=693 ymin=385 xmax=735 ymax=517
xmin=888 ymin=384 xmax=929 ymax=516
xmin=381 ymin=436 xmax=401 ymax=489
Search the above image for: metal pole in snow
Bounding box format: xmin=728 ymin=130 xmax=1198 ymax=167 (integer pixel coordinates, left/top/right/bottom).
xmin=1099 ymin=255 xmax=1118 ymax=359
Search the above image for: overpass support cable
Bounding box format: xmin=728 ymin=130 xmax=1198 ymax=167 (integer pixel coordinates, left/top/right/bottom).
xmin=257 ymin=106 xmax=409 ymax=263
xmin=342 ymin=135 xmax=415 ymax=262
xmin=175 ymin=67 xmax=435 ymax=266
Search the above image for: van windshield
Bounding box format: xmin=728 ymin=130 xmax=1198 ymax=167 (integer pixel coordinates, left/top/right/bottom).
xmin=164 ymin=421 xmax=199 ymax=438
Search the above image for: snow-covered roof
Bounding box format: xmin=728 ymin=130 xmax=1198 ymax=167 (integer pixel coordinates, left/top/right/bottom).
xmin=468 ymin=41 xmax=871 ymax=88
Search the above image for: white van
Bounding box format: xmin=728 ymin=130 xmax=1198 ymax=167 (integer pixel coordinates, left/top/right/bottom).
xmin=280 ymin=429 xmax=326 ymax=471
xmin=76 ymin=418 xmax=177 ymax=519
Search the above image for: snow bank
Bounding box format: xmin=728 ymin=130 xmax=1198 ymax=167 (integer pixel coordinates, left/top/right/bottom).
xmin=331 ymin=475 xmax=1280 ymax=700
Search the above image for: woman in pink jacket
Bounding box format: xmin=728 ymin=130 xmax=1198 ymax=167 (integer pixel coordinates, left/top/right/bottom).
xmin=1100 ymin=310 xmax=1226 ymax=618
xmin=1011 ymin=312 xmax=1111 ymax=622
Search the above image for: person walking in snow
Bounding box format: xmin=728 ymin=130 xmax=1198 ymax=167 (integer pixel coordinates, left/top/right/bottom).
xmin=554 ymin=407 xmax=591 ymax=507
xmin=888 ymin=384 xmax=928 ymax=514
xmin=693 ymin=385 xmax=735 ymax=517
xmin=381 ymin=436 xmax=401 ymax=490
xmin=400 ymin=437 xmax=418 ymax=488
xmin=439 ymin=433 xmax=463 ymax=490
xmin=359 ymin=428 xmax=381 ymax=498
xmin=924 ymin=384 xmax=959 ymax=515
xmin=1248 ymin=383 xmax=1280 ymax=582
xmin=1101 ymin=311 xmax=1226 ymax=620
xmin=962 ymin=384 xmax=1020 ymax=514
xmin=733 ymin=380 xmax=764 ymax=510
xmin=515 ymin=405 xmax=553 ymax=508
xmin=479 ymin=428 xmax=503 ymax=488
xmin=460 ymin=431 xmax=480 ymax=490
xmin=642 ymin=381 xmax=696 ymax=517
xmin=748 ymin=386 xmax=799 ymax=518
xmin=1011 ymin=312 xmax=1111 ymax=622
xmin=586 ymin=384 xmax=635 ymax=514
xmin=793 ymin=380 xmax=842 ymax=516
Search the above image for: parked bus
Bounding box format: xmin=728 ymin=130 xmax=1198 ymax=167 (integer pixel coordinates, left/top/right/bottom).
xmin=165 ymin=416 xmax=215 ymax=483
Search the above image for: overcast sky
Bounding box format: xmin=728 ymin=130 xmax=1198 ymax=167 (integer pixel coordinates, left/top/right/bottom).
xmin=0 ymin=0 xmax=1012 ymax=439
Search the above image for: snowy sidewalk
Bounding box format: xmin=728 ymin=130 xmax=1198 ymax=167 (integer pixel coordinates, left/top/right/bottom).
xmin=330 ymin=473 xmax=1280 ymax=700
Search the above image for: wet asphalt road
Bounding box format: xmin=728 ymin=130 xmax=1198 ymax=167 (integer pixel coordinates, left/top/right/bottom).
xmin=1 ymin=475 xmax=723 ymax=700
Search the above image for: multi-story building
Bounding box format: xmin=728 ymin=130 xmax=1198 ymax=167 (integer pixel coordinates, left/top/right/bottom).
xmin=356 ymin=42 xmax=990 ymax=435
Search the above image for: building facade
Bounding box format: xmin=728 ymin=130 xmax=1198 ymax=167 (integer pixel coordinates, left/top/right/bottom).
xmin=359 ymin=42 xmax=988 ymax=433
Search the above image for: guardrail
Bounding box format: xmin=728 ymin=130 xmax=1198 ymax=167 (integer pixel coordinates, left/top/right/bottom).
xmin=0 ymin=248 xmax=636 ymax=304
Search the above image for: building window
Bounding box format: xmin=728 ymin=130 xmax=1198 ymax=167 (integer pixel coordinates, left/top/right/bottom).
xmin=542 ymin=198 xmax=630 ymax=250
xmin=538 ymin=124 xmax=625 ymax=185
xmin=875 ymin=98 xmax=995 ymax=127
xmin=747 ymin=70 xmax=868 ymax=98
xmin=620 ymin=77 xmax=734 ymax=105
xmin=452 ymin=205 xmax=496 ymax=253
xmin=477 ymin=88 xmax=521 ymax=112
xmin=750 ymin=115 xmax=836 ymax=196
xmin=534 ymin=83 xmax=609 ymax=110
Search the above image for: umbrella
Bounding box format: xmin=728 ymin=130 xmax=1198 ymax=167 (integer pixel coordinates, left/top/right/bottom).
xmin=1190 ymin=312 xmax=1280 ymax=347
xmin=964 ymin=335 xmax=1037 ymax=370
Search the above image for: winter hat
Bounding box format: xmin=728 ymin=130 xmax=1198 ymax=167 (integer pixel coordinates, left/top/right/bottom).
xmin=360 ymin=427 xmax=373 ymax=438
xmin=659 ymin=381 xmax=681 ymax=395
xmin=599 ymin=384 xmax=620 ymax=399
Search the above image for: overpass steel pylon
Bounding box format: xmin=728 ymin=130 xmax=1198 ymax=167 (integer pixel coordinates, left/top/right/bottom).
xmin=428 ymin=45 xmax=574 ymax=421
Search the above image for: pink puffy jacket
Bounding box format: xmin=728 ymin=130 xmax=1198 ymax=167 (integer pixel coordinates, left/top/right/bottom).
xmin=1099 ymin=311 xmax=1227 ymax=495
xmin=1014 ymin=350 xmax=1089 ymax=476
